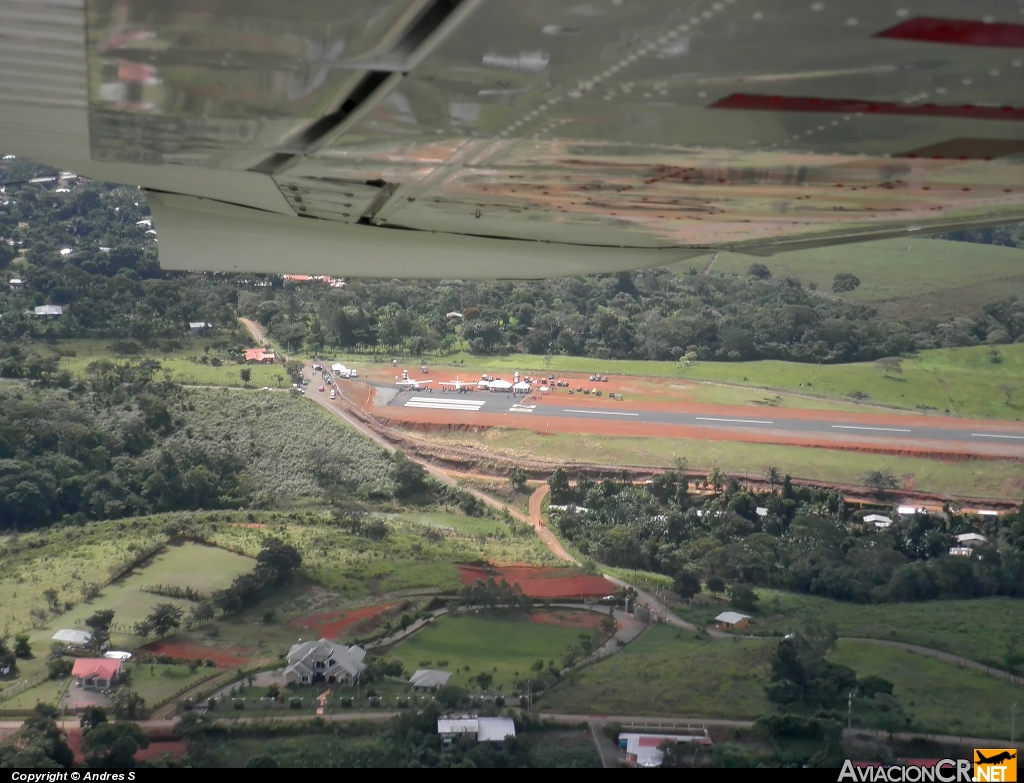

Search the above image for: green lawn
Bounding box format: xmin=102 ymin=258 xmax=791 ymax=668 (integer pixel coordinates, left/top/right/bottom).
xmin=704 ymin=238 xmax=1024 ymax=319
xmin=420 ymin=428 xmax=1024 ymax=500
xmin=727 ymin=590 xmax=1024 ymax=670
xmin=540 ymin=624 xmax=774 ymax=718
xmin=383 ymin=615 xmax=588 ymax=691
xmin=829 ymin=640 xmax=1024 ymax=739
xmin=128 ymin=663 xmax=218 ymax=705
xmin=0 ymin=679 xmax=68 ymax=710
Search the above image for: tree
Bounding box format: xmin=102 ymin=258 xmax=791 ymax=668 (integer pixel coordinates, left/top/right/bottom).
xmin=80 ymin=706 xmax=107 ymax=733
xmin=728 ymin=583 xmax=759 ymax=612
xmin=0 ymin=704 xmax=74 ymax=768
xmin=144 ymin=603 xmax=184 ymax=639
xmin=509 ymin=466 xmax=528 ymax=493
xmin=747 ymin=263 xmax=772 ymax=279
xmin=85 ymin=609 xmax=115 ymax=650
xmin=108 ymin=688 xmax=146 ymax=720
xmin=998 ymin=384 xmax=1018 ymax=405
xmin=42 ymin=588 xmax=60 ymax=612
xmin=548 ymin=466 xmax=571 ymax=503
xmin=189 ymin=601 xmax=216 ymax=626
xmin=706 ymin=576 xmax=726 ymax=594
xmin=392 ymin=450 xmax=428 ymax=497
xmin=256 ymin=537 xmax=303 ymax=583
xmin=707 ymin=467 xmax=725 ymax=493
xmin=863 ymin=470 xmax=900 ymax=493
xmin=832 ymin=272 xmax=861 ymax=292
xmin=81 ymin=721 xmax=149 ymax=768
xmin=13 ymin=634 xmax=31 ymax=659
xmin=875 ymin=357 xmax=903 ymax=378
xmin=763 ymin=466 xmax=781 ymax=493
xmin=673 ymin=570 xmax=702 ymax=600
xmin=239 ymin=367 xmax=251 ymax=386
xmin=0 ymin=636 xmax=16 ymax=674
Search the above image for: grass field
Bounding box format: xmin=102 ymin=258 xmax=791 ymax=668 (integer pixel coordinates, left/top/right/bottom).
xmin=703 ymin=238 xmax=1024 ymax=319
xmin=383 ymin=614 xmax=591 ymax=691
xmin=417 ymin=428 xmax=1024 ymax=500
xmin=45 ymin=337 xmax=294 ymax=388
xmin=540 ymin=625 xmax=774 ymax=718
xmin=829 ymin=640 xmax=1024 ymax=739
xmin=708 ymin=590 xmax=1024 ymax=670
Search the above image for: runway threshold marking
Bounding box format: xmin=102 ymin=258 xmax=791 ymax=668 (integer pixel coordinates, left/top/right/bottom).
xmin=562 ymin=409 xmax=639 ymax=416
xmin=831 ymin=425 xmax=911 ymax=433
xmin=695 ymin=416 xmax=774 ymax=425
xmin=971 ymin=432 xmax=1024 ymax=440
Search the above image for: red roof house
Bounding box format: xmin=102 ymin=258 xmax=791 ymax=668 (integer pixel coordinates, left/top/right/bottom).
xmin=71 ymin=657 xmax=121 ymax=690
xmin=244 ymin=348 xmax=275 ymax=364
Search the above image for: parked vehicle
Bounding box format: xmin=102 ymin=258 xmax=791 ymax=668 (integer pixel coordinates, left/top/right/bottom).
xmin=330 ymin=390 xmax=336 ymax=400
xmin=318 ymin=385 xmax=325 ymax=392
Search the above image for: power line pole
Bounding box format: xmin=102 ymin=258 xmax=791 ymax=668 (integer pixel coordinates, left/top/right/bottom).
xmin=1011 ymin=702 xmax=1018 ymax=744
xmin=848 ymin=692 xmax=853 ymax=730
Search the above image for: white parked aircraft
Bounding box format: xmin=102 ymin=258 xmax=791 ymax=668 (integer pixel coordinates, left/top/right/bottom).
xmin=396 ymin=379 xmax=433 ymax=391
xmin=438 ymin=376 xmax=473 ymax=391
xmin=2 ymin=3 xmax=1023 ymax=279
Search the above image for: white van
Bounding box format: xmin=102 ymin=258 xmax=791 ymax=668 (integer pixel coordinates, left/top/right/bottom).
xmin=330 ymin=390 xmax=336 ymax=400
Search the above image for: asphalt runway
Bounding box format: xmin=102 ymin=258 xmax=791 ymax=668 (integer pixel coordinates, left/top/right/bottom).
xmin=381 ymin=387 xmax=1024 ymax=448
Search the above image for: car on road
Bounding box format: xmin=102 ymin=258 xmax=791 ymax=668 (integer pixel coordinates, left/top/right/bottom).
xmin=330 ymin=390 xmax=336 ymax=400
xmin=312 ymin=364 xmax=322 ymax=371
xmin=318 ymin=385 xmax=325 ymax=392
xmin=261 ymin=386 xmax=272 ymax=391
xmin=576 ymin=386 xmax=583 ymax=392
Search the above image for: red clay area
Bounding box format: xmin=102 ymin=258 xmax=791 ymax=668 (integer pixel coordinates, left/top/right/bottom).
xmin=458 ymin=565 xmax=614 ymax=599
xmin=529 ymin=610 xmax=607 ymax=630
xmin=139 ymin=641 xmax=253 ymax=667
xmin=287 ymin=601 xmax=398 ymax=639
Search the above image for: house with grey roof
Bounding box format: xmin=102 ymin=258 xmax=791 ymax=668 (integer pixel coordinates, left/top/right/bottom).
xmin=283 ymin=638 xmax=366 ymax=685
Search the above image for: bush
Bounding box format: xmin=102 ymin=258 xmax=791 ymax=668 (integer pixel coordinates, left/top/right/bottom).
xmin=289 ymin=698 xmax=302 ymax=709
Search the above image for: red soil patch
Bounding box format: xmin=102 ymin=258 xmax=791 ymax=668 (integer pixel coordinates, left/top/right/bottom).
xmin=529 ymin=610 xmax=607 ymax=630
xmin=287 ymin=601 xmax=399 ymax=639
xmin=139 ymin=641 xmax=252 ymax=667
xmin=457 ymin=565 xmax=613 ymax=599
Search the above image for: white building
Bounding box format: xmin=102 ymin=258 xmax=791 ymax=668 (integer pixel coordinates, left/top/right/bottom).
xmin=33 ymin=305 xmax=63 ymax=317
xmin=437 ymin=716 xmax=516 ymax=746
xmin=409 ymin=669 xmax=451 ymax=690
xmin=863 ymin=514 xmax=893 ymax=528
xmin=954 ymin=533 xmax=988 ymax=548
xmin=619 ymin=731 xmax=713 ymax=768
xmin=52 ymin=629 xmax=92 ymax=646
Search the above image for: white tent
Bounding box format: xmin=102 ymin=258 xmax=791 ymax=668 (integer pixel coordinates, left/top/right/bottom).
xmin=512 ymin=381 xmax=531 ymax=391
xmin=488 ymin=379 xmax=513 ymax=391
xmin=331 ymin=363 xmax=347 ymax=373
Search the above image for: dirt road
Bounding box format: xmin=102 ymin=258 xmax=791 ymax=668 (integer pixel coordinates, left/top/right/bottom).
xmin=238 ymin=317 xmax=267 ymax=347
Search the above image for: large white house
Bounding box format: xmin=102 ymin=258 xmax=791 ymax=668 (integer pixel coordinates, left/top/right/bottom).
xmin=283 ymin=638 xmax=366 ymax=685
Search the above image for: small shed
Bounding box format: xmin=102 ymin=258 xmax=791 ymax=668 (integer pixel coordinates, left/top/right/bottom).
xmin=189 ymin=321 xmax=212 ymax=333
xmin=863 ymin=514 xmax=892 ymax=528
xmin=715 ymin=611 xmax=752 ymax=630
xmin=8 ymin=278 xmax=22 ymax=289
xmin=33 ymin=305 xmax=63 ymax=317
xmin=954 ymin=533 xmax=987 ymax=548
xmin=949 ymin=547 xmax=974 ymax=557
xmin=408 ymin=669 xmax=451 ymax=691
xmin=52 ymin=629 xmax=92 ymax=646
xmin=446 ymin=311 xmax=463 ymax=320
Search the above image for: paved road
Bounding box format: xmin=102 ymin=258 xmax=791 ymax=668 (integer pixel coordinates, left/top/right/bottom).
xmin=379 ymin=386 xmax=1024 ymax=454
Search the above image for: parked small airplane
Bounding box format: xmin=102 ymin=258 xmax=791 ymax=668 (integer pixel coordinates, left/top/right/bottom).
xmin=396 ymin=379 xmax=433 ymax=391
xmin=438 ymin=376 xmax=473 ymax=391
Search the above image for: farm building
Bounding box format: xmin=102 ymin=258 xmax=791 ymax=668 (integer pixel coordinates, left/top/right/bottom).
xmin=244 ymin=348 xmax=275 ymax=364
xmin=437 ymin=716 xmax=516 ymax=746
xmin=284 ymin=639 xmax=365 ymax=685
xmin=72 ymin=657 xmax=122 ymax=691
xmin=32 ymin=305 xmax=63 ymax=317
xmin=52 ymin=629 xmax=92 ymax=646
xmin=955 ymin=533 xmax=987 ymax=547
xmin=408 ymin=669 xmax=451 ymax=691
xmin=189 ymin=321 xmax=212 ymax=333
xmin=715 ymin=612 xmax=752 ymax=630
xmin=8 ymin=278 xmax=22 ymax=289
xmin=863 ymin=514 xmax=892 ymax=528
xmin=755 ymin=507 xmax=768 ymax=518
xmin=619 ymin=730 xmax=713 ymax=768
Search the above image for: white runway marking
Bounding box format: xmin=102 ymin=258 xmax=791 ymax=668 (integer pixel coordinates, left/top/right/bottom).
xmin=695 ymin=416 xmax=774 ymax=425
xmin=831 ymin=425 xmax=911 ymax=433
xmin=971 ymin=432 xmax=1024 ymax=440
xmin=509 ymin=404 xmax=536 ymax=413
xmin=405 ymin=396 xmax=484 ymax=411
xmin=562 ymin=409 xmax=639 ymax=416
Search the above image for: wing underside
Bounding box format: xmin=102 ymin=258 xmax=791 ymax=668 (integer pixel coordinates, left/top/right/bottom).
xmin=1 ymin=0 xmax=1023 ymax=277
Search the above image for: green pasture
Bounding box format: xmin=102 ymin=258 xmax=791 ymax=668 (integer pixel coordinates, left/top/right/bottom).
xmin=383 ymin=614 xmax=589 ymax=691
xmin=828 ymin=640 xmax=1024 ymax=739
xmin=422 ymin=428 xmax=1023 ymax=501
xmin=703 ymin=238 xmax=1024 ymax=318
xmin=540 ymin=624 xmax=773 ymax=718
xmin=44 ymin=337 xmax=292 ymax=388
xmin=726 ymin=590 xmax=1024 ymax=670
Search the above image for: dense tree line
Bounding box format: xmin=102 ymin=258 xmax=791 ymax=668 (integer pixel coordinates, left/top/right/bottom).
xmin=547 ymin=468 xmax=1024 ymax=603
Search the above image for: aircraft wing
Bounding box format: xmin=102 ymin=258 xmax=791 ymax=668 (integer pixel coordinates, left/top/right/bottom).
xmin=2 ymin=0 xmax=1024 ymax=279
